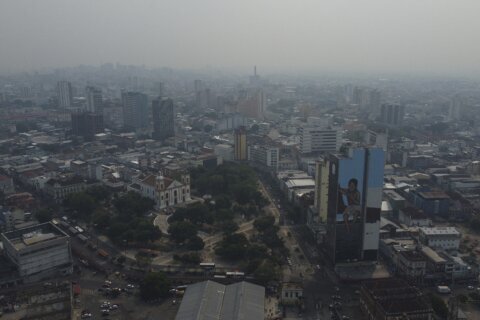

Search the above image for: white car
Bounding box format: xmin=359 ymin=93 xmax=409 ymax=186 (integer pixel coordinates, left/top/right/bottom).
xmin=110 ymin=304 xmax=119 ymax=310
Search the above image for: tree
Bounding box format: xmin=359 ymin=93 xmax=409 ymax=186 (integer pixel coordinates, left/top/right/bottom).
xmin=86 ymin=185 xmax=111 ymax=203
xmin=185 ymin=235 xmax=205 ymax=251
xmin=168 ymin=221 xmax=198 ymax=243
xmin=139 ymin=272 xmax=170 ymax=301
xmin=214 ymin=194 xmax=232 ymax=210
xmin=215 ymin=233 xmax=249 ymax=260
xmin=254 ymin=215 xmax=275 ymax=232
xmin=91 ymin=208 xmax=111 ymax=229
xmin=113 ymin=191 xmax=155 ymax=218
xmin=429 ymin=294 xmax=448 ymax=319
xmin=64 ymin=192 xmax=96 ymax=219
xmin=254 ymin=260 xmax=278 ymax=284
xmin=35 ymin=208 xmax=53 ymax=223
xmin=219 ymin=220 xmax=239 ymax=235
xmin=470 ymin=217 xmax=480 ymax=233
xmin=173 ymin=252 xmax=201 ymax=265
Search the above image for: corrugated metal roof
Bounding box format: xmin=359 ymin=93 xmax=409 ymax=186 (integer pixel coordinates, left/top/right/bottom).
xmin=175 ymin=281 xmax=265 ymax=320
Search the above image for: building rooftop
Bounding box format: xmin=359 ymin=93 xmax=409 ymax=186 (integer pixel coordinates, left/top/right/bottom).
xmin=175 ymin=281 xmax=264 ymax=320
xmin=421 ymin=246 xmax=446 ymax=264
xmin=285 ymin=178 xmax=315 ymax=189
xmin=417 ymin=191 xmax=450 ymax=200
xmin=2 ymin=222 xmax=68 ymax=251
xmin=420 ymin=227 xmax=460 ymax=236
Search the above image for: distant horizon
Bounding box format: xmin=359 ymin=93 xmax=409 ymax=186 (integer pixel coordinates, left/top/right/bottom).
xmin=2 ymin=1 xmax=480 ymax=80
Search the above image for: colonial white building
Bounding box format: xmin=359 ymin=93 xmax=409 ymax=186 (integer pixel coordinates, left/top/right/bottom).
xmin=419 ymin=227 xmax=460 ymax=250
xmin=129 ymin=173 xmax=191 ymax=209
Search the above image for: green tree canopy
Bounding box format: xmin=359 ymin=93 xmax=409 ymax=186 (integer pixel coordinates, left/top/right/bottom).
xmin=168 ymin=221 xmax=198 ymax=243
xmin=35 ymin=208 xmax=53 ymax=223
xmin=139 ymin=272 xmax=170 ymax=301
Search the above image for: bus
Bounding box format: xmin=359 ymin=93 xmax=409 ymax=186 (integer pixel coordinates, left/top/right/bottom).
xmin=68 ymin=227 xmax=78 ymax=235
xmin=199 ymin=262 xmax=216 ymax=269
xmin=226 ymin=271 xmax=245 ymax=278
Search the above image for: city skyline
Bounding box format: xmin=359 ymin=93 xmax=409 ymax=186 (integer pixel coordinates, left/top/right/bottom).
xmin=1 ymin=1 xmax=480 ymax=77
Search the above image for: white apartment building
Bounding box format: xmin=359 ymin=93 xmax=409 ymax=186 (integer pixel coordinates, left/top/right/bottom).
xmin=248 ymin=144 xmax=279 ymax=170
xmin=419 ymin=227 xmax=460 ymax=250
xmin=299 ymin=126 xmax=341 ymax=154
xmin=1 ymin=222 xmax=72 ymax=282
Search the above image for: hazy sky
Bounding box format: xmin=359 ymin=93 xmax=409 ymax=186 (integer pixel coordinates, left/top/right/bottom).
xmin=1 ymin=0 xmax=480 ymax=75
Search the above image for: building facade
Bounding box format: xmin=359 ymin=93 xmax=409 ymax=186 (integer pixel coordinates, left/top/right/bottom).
xmin=234 ymin=127 xmax=247 ymax=161
xmin=121 ymin=91 xmax=149 ymax=131
xmin=152 ymin=97 xmax=175 ymax=141
xmin=419 ymin=227 xmax=460 ymax=250
xmin=57 ymin=81 xmax=73 ymax=109
xmin=325 ymin=148 xmax=385 ymax=264
xmin=380 ymin=104 xmax=405 ymax=126
xmin=248 ymin=144 xmax=279 ymax=170
xmin=71 ymin=112 xmax=104 ymax=140
xmin=85 ymin=86 xmax=103 ymax=113
xmin=299 ymin=126 xmax=341 ymax=154
xmin=1 ymin=223 xmax=72 ymax=283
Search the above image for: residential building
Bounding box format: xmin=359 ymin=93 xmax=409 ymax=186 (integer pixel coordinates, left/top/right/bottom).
xmin=419 ymin=227 xmax=460 ymax=250
xmin=234 ymin=127 xmax=247 ymax=161
xmin=360 ymin=278 xmax=433 ymax=320
xmin=129 ymin=174 xmax=191 ymax=209
xmin=57 ymin=81 xmax=73 ymax=108
xmin=85 ymin=86 xmax=103 ymax=113
xmin=325 ymin=148 xmax=385 ymax=264
xmin=380 ymin=104 xmax=404 ymax=126
xmin=1 ymin=222 xmax=73 ymax=283
xmin=175 ymin=281 xmax=264 ymax=320
xmin=397 ymin=251 xmax=426 ymax=283
xmin=152 ymin=97 xmax=175 ymax=141
xmin=299 ymin=126 xmax=341 ymax=154
xmin=121 ymin=91 xmax=149 ymax=131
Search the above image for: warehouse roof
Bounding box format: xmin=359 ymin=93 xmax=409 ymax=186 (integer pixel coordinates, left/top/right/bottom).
xmin=175 ymin=281 xmax=265 ymax=320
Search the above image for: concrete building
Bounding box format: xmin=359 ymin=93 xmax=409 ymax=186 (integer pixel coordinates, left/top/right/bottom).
xmin=44 ymin=175 xmax=89 ymax=203
xmin=248 ymin=144 xmax=279 ymax=170
xmin=314 ymin=159 xmax=329 ymax=224
xmin=397 ymin=251 xmax=426 ymax=283
xmin=214 ymin=144 xmax=234 ymax=162
xmin=175 ymin=281 xmax=265 ymax=320
xmin=299 ymin=126 xmax=341 ymax=154
xmin=380 ymin=104 xmax=404 ymax=126
xmin=398 ymin=207 xmax=432 ymax=227
xmin=152 ymin=97 xmax=175 ymax=141
xmin=281 ymin=282 xmax=303 ymax=305
xmin=234 ymin=127 xmax=247 ymax=161
xmin=57 ymin=81 xmax=73 ymax=108
xmin=411 ymin=189 xmax=450 ymax=216
xmin=1 ymin=222 xmax=72 ymax=283
xmin=85 ymin=86 xmax=103 ymax=113
xmin=360 ymin=278 xmax=433 ymax=320
xmin=419 ymin=227 xmax=460 ymax=250
xmin=121 ymin=91 xmax=149 ymax=131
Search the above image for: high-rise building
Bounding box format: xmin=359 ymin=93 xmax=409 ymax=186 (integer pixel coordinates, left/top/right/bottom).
xmin=71 ymin=112 xmax=104 ymax=140
xmin=234 ymin=127 xmax=247 ymax=161
xmin=325 ymin=148 xmax=384 ymax=264
xmin=448 ymin=95 xmax=464 ymax=121
xmin=152 ymin=97 xmax=175 ymax=141
xmin=236 ymin=89 xmax=265 ymax=120
xmin=299 ymin=126 xmax=342 ymax=154
xmin=314 ymin=159 xmax=330 ymax=224
xmin=380 ymin=104 xmax=404 ymax=126
xmin=121 ymin=91 xmax=148 ymax=131
xmin=85 ymin=86 xmax=103 ymax=113
xmin=57 ymin=81 xmax=73 ymax=108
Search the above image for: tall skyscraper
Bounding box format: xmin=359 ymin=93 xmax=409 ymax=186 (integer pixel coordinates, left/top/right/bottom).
xmin=314 ymin=159 xmax=330 ymax=224
xmin=152 ymin=97 xmax=175 ymax=141
xmin=325 ymin=148 xmax=385 ymax=264
xmin=121 ymin=91 xmax=148 ymax=131
xmin=85 ymin=86 xmax=103 ymax=113
xmin=380 ymin=104 xmax=405 ymax=126
xmin=234 ymin=127 xmax=247 ymax=161
xmin=448 ymin=95 xmax=464 ymax=121
xmin=57 ymin=81 xmax=73 ymax=108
